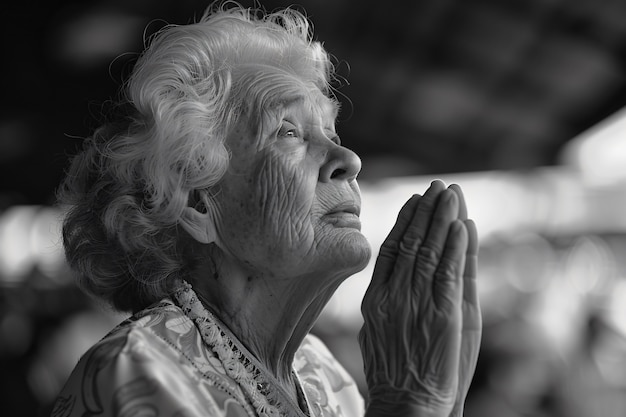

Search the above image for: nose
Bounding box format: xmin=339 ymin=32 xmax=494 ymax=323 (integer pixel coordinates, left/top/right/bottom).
xmin=319 ymin=143 xmax=362 ymax=183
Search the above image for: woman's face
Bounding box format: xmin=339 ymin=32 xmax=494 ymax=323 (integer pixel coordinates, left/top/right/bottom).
xmin=213 ymin=86 xmax=371 ymax=282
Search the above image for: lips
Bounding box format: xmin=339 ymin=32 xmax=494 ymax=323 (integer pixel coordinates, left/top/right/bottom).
xmin=326 ymin=202 xmax=360 ymax=217
xmin=324 ymin=202 xmax=362 ymax=229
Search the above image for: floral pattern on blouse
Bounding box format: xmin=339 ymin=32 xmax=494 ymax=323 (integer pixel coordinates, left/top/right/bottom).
xmin=51 ymin=299 xmax=364 ymax=417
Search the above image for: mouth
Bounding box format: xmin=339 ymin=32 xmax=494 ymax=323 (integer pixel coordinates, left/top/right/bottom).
xmin=324 ymin=203 xmax=361 ymax=229
xmin=327 ymin=202 xmax=360 ymax=216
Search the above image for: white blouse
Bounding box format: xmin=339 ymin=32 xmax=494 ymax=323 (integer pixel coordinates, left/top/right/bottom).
xmin=51 ymin=288 xmax=364 ymax=417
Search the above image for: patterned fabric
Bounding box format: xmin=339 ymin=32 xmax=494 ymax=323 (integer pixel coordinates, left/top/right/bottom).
xmin=51 ymin=298 xmax=364 ymax=417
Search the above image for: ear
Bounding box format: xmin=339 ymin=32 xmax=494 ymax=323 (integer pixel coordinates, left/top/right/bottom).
xmin=180 ymin=206 xmax=219 ymax=244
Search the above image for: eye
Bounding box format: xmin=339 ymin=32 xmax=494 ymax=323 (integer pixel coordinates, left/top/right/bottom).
xmin=277 ymin=121 xmax=301 ymax=141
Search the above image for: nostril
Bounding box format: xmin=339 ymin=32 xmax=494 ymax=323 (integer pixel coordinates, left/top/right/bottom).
xmin=330 ymin=168 xmax=346 ymax=179
xmin=320 ymin=147 xmax=361 ymax=183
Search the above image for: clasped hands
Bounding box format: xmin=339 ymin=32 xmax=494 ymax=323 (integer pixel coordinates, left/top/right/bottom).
xmin=360 ymin=180 xmax=481 ymax=417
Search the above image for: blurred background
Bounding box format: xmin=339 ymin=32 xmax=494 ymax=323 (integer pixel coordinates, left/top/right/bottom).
xmin=2 ymin=0 xmax=626 ymax=415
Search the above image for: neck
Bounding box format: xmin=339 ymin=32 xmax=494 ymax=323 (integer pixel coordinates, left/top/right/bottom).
xmin=189 ymin=251 xmax=343 ymax=386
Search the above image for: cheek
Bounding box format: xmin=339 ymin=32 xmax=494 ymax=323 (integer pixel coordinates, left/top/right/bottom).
xmin=253 ymin=153 xmax=316 ymax=244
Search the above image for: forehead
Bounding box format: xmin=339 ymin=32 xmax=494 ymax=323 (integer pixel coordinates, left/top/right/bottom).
xmin=269 ymin=88 xmax=339 ymax=122
xmin=237 ymin=68 xmax=337 ymax=125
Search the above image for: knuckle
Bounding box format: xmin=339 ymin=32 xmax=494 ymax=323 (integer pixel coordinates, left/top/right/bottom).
xmin=379 ymin=241 xmax=398 ymax=254
xmin=361 ymin=295 xmax=374 ymax=313
xmin=361 ymin=290 xmax=386 ymax=316
xmin=360 ymin=301 xmax=372 ymax=316
xmin=358 ymin=327 xmax=366 ymax=343
xmin=398 ymin=234 xmax=423 ymax=256
xmin=437 ymin=259 xmax=460 ymax=279
xmin=397 ymin=241 xmax=412 ymax=255
xmin=417 ymin=245 xmax=440 ymax=269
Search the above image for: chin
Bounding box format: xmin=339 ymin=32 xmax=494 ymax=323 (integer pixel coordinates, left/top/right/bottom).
xmin=331 ymin=230 xmax=372 ymax=276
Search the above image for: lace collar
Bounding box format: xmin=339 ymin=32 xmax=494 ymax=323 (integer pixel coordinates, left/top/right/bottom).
xmin=172 ymin=281 xmax=311 ymax=417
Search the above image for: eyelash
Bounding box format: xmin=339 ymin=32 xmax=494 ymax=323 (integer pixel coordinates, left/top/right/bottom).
xmin=277 ymin=121 xmax=340 ymax=145
xmin=278 ymin=122 xmax=301 ymax=140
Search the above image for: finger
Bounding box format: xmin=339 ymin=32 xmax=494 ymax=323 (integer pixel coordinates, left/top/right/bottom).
xmin=462 ymin=219 xmax=479 ymax=308
xmin=379 ymin=194 xmax=421 ymax=256
xmin=448 ymin=183 xmax=467 ymax=220
xmin=393 ymin=181 xmax=447 ymax=296
xmin=397 ymin=180 xmax=446 ymax=260
xmin=370 ymin=194 xmax=421 ymax=286
xmin=432 ymin=219 xmax=467 ymax=313
xmin=413 ymin=189 xmax=460 ymax=287
xmin=463 ymin=219 xmax=478 ymax=278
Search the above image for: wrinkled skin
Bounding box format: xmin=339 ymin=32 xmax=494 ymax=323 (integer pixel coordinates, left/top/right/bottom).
xmin=182 ymin=77 xmax=480 ymax=414
xmin=183 ymin=83 xmax=372 ymax=387
xmin=360 ymin=181 xmax=481 ymax=417
xmin=214 ymin=90 xmax=371 ymax=285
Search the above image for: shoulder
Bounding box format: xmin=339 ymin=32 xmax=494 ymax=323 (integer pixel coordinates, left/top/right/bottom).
xmin=295 ymin=334 xmax=365 ymax=417
xmin=52 ymin=300 xmax=252 ymax=417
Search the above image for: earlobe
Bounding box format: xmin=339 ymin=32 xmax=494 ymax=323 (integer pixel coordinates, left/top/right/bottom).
xmin=180 ymin=206 xmax=218 ymax=244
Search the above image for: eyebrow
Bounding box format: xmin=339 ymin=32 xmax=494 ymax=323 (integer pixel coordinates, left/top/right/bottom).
xmin=278 ymin=93 xmax=340 ymax=121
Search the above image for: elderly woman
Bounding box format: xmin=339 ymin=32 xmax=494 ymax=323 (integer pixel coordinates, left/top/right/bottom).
xmin=52 ymin=4 xmax=480 ymax=417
